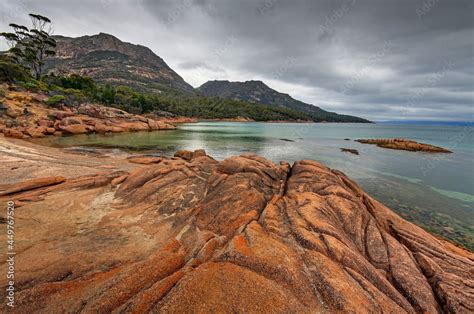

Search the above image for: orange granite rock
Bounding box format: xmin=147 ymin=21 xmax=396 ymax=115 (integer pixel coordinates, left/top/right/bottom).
xmin=356 ymin=138 xmax=452 ymax=153
xmin=0 ymin=151 xmax=472 ymax=313
xmin=0 ymin=176 xmax=65 ymax=196
xmin=0 ymin=87 xmax=177 ymax=139
xmin=3 ymin=128 xmax=24 ymax=139
xmin=127 ymin=156 xmax=164 ymax=164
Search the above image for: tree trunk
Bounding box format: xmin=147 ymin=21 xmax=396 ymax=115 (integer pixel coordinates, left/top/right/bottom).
xmin=35 ymin=66 xmax=41 ymax=80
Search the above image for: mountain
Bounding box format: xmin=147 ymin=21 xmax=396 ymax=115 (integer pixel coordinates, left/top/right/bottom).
xmin=38 ymin=34 xmax=367 ymax=122
xmin=44 ymin=33 xmax=194 ymax=94
xmin=198 ymin=80 xmax=370 ymax=123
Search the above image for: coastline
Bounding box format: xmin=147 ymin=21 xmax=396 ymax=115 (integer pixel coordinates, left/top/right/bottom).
xmin=0 ymin=134 xmax=472 ymax=312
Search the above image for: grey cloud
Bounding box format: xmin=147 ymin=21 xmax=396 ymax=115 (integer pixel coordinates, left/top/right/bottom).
xmin=0 ymin=0 xmax=472 ymax=121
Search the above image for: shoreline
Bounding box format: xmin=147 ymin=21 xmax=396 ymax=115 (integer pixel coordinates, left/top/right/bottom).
xmin=0 ymin=134 xmax=470 ymax=251
xmin=0 ymin=134 xmax=472 ymax=312
xmin=2 ymin=135 xmax=469 ymax=251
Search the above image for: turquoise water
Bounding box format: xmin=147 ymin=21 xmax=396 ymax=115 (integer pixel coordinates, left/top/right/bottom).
xmin=34 ymin=122 xmax=474 ymax=249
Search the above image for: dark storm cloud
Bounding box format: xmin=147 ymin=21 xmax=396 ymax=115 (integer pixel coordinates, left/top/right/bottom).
xmin=0 ymin=0 xmax=472 ymax=121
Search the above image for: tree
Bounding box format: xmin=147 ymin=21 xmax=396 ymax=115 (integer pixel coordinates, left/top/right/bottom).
xmin=1 ymin=14 xmax=56 ymax=80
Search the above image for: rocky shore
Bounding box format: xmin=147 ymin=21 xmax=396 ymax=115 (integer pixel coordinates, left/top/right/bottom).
xmin=0 ymin=87 xmax=176 ymax=139
xmin=356 ymin=138 xmax=452 ymax=153
xmin=0 ymin=136 xmax=472 ymax=312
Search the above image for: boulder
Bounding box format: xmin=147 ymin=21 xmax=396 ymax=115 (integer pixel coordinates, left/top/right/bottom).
xmin=94 ymin=123 xmax=112 ymax=133
xmin=51 ymin=110 xmax=75 ymax=120
xmin=6 ymin=108 xmax=21 ymax=118
xmin=147 ymin=118 xmax=159 ymax=130
xmin=62 ymin=116 xmax=83 ymax=125
xmin=157 ymin=121 xmax=176 ymax=130
xmin=110 ymin=126 xmax=124 ymax=133
xmin=193 ymin=149 xmax=207 ymax=158
xmin=3 ymin=128 xmax=24 ymax=139
xmin=127 ymin=156 xmax=164 ymax=164
xmin=59 ymin=124 xmax=89 ymax=134
xmin=25 ymin=127 xmax=46 ymax=138
xmin=38 ymin=119 xmax=54 ymax=127
xmin=136 ymin=115 xmax=148 ymax=123
xmin=78 ymin=105 xmax=103 ymax=118
xmin=174 ymin=150 xmax=194 ymax=161
xmin=116 ymin=121 xmax=150 ymax=132
xmin=147 ymin=119 xmax=176 ymax=130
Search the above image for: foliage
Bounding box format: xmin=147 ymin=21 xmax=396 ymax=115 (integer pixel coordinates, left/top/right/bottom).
xmin=85 ymin=83 xmax=314 ymax=120
xmin=0 ymin=13 xmax=56 ymax=80
xmin=46 ymin=94 xmax=65 ymax=107
xmin=0 ymin=70 xmax=357 ymax=121
xmin=19 ymin=79 xmax=48 ymax=92
xmin=43 ymin=74 xmax=97 ymax=92
xmin=0 ymin=55 xmax=32 ymax=83
xmin=37 ymin=74 xmax=317 ymax=119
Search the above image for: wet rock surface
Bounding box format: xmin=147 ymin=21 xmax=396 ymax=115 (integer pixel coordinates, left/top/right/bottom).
xmin=0 ymin=146 xmax=472 ymax=313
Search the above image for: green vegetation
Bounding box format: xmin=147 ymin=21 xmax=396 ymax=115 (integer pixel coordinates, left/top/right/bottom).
xmin=0 ymin=66 xmax=318 ymax=121
xmin=0 ymin=55 xmax=32 ymax=83
xmin=1 ymin=14 xmax=56 ymax=80
xmin=46 ymin=95 xmax=66 ymax=107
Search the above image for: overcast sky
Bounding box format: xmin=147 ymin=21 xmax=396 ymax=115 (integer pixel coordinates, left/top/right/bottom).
xmin=0 ymin=0 xmax=473 ymax=121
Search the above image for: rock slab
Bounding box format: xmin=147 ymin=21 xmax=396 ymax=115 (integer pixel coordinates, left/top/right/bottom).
xmin=357 ymin=138 xmax=452 ymax=153
xmin=0 ymin=151 xmax=472 ymax=313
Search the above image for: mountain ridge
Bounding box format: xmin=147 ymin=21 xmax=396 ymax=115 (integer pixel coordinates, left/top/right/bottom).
xmin=45 ymin=33 xmax=195 ymax=94
xmin=198 ymin=79 xmax=370 ymax=123
xmin=40 ymin=33 xmax=369 ymax=122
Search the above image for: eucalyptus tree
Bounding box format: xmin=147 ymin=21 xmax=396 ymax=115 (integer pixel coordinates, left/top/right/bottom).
xmin=1 ymin=14 xmax=56 ymax=80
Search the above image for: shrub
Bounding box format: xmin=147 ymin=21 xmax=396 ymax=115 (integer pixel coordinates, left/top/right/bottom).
xmin=17 ymin=79 xmax=49 ymax=93
xmin=62 ymin=88 xmax=89 ymax=107
xmin=46 ymin=95 xmax=66 ymax=107
xmin=21 ymin=81 xmax=38 ymax=91
xmin=43 ymin=74 xmax=97 ymax=92
xmin=0 ymin=57 xmax=32 ymax=83
xmin=61 ymin=74 xmax=96 ymax=91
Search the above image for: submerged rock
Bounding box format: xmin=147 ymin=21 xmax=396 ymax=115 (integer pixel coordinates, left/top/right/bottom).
xmin=0 ymin=152 xmax=471 ymax=312
xmin=340 ymin=147 xmax=359 ymax=155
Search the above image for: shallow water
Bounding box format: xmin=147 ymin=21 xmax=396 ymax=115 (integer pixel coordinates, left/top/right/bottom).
xmin=33 ymin=122 xmax=474 ymax=249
